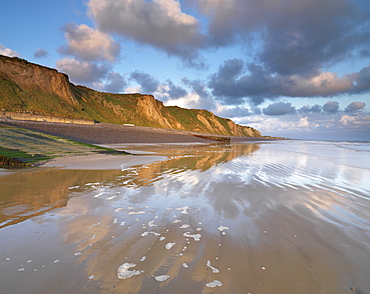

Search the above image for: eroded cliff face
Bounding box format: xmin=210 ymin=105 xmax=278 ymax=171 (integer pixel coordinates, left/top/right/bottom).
xmin=0 ymin=56 xmax=78 ymax=106
xmin=136 ymin=95 xmax=174 ymax=129
xmin=0 ymin=55 xmax=261 ymax=137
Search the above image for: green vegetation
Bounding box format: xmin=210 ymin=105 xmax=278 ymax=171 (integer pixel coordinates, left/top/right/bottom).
xmin=192 ymin=134 xmax=230 ymax=143
xmin=0 ymin=54 xmax=261 ymax=137
xmin=166 ymin=106 xmax=209 ymax=132
xmin=0 ymin=124 xmax=129 ymax=167
xmin=0 ymin=146 xmax=50 ymax=166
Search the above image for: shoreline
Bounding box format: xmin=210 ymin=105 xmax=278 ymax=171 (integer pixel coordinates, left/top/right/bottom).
xmin=0 ymin=118 xmax=273 ymax=170
xmin=0 ymin=118 xmax=271 ymax=144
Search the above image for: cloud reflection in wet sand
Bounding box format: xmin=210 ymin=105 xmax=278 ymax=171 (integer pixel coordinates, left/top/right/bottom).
xmin=1 ymin=141 xmax=370 ymax=293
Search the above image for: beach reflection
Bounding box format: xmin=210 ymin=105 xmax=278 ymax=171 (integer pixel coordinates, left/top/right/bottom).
xmin=1 ymin=141 xmax=370 ymax=293
xmin=0 ymin=169 xmax=123 ymax=228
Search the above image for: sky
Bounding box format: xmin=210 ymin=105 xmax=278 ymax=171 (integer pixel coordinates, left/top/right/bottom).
xmin=1 ymin=0 xmax=370 ymax=141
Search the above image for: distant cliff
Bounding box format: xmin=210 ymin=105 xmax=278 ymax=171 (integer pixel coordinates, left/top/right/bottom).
xmin=0 ymin=55 xmax=261 ymax=137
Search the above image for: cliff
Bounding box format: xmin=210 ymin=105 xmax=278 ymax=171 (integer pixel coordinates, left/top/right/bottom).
xmin=0 ymin=54 xmax=261 ymax=137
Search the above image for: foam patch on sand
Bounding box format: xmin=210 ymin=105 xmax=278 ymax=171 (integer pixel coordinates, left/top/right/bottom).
xmin=165 ymin=242 xmax=176 ymax=250
xmin=206 ymin=260 xmax=219 ymax=273
xmin=117 ymin=263 xmax=141 ymax=279
xmin=154 ymin=275 xmax=170 ymax=282
xmin=183 ymin=232 xmax=201 ymax=241
xmin=128 ymin=211 xmax=145 ymax=215
xmin=180 ymin=224 xmax=190 ymax=229
xmin=206 ymin=280 xmax=222 ymax=288
xmin=141 ymin=232 xmax=160 ymax=237
xmin=148 ymin=220 xmax=157 ymax=227
xmin=217 ymin=225 xmax=229 ymax=232
xmin=176 ymin=206 xmax=190 ymax=214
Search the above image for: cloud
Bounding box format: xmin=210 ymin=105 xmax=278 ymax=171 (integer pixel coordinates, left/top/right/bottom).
xmin=87 ymin=0 xmax=205 ymax=65
xmin=166 ymin=80 xmax=188 ymax=99
xmin=208 ymin=59 xmax=370 ymax=106
xmin=338 ymin=114 xmax=370 ymax=137
xmin=242 ymin=116 xmax=314 ymax=135
xmin=239 ymin=100 xmax=370 ymax=140
xmin=196 ymin=0 xmax=370 ymax=76
xmin=58 ymin=23 xmax=120 ymax=62
xmin=126 ymin=72 xmax=214 ymax=110
xmin=130 ymin=70 xmax=160 ymax=93
xmin=104 ymin=72 xmax=127 ymax=93
xmin=56 ymin=23 xmax=122 ymax=89
xmin=262 ymin=102 xmax=296 ymax=116
xmin=323 ymin=101 xmax=339 ymax=113
xmin=216 ymin=106 xmax=255 ymax=118
xmin=344 ymin=102 xmax=366 ymax=113
xmin=56 ymin=57 xmax=110 ymax=84
xmin=34 ymin=49 xmax=50 ymax=59
xmin=220 ymin=100 xmax=367 ymax=122
xmin=0 ymin=44 xmax=20 ymax=57
xmin=296 ymin=117 xmax=310 ymax=128
xmin=182 ymin=78 xmax=215 ymax=109
xmin=198 ymin=0 xmax=370 ymax=106
xmin=208 ymin=59 xmax=279 ymax=106
xmin=157 ymin=78 xmax=216 ymax=110
xmin=350 ymin=65 xmax=370 ymax=94
xmin=299 ymin=104 xmax=322 ymax=114
xmin=339 ymin=115 xmax=356 ymax=126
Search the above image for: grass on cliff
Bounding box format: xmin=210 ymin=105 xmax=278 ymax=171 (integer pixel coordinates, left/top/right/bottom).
xmin=0 ymin=124 xmax=129 ymax=167
xmin=1 ymin=54 xmax=259 ymax=137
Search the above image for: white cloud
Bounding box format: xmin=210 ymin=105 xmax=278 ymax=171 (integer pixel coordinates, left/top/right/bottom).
xmin=158 ymin=83 xmax=200 ymax=109
xmin=125 ymin=86 xmax=142 ymax=93
xmin=297 ymin=117 xmax=310 ymax=128
xmin=59 ymin=23 xmax=120 ymax=62
xmin=87 ymin=0 xmax=204 ymax=62
xmin=252 ymin=116 xmax=314 ymax=132
xmin=56 ymin=57 xmax=110 ymax=84
xmin=339 ymin=115 xmax=356 ymax=126
xmin=164 ymin=92 xmax=201 ymax=109
xmin=242 ymin=111 xmax=370 ymax=140
xmin=286 ymin=72 xmax=354 ymax=97
xmin=340 ymin=114 xmax=370 ymax=127
xmin=0 ymin=44 xmax=20 ymax=57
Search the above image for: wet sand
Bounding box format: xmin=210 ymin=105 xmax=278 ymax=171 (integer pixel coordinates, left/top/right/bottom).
xmin=43 ymin=154 xmax=167 ymax=170
xmin=1 ymin=141 xmax=370 ymax=293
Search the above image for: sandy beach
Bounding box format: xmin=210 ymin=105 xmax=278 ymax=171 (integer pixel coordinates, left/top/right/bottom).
xmin=1 ymin=123 xmax=370 ymax=293
xmin=0 ymin=119 xmax=266 ymax=144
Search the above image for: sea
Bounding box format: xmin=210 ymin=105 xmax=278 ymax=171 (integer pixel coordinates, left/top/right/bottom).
xmin=0 ymin=140 xmax=369 ymax=293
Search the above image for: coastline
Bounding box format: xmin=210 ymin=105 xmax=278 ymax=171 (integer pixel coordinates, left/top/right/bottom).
xmin=0 ymin=118 xmax=270 ymax=145
xmin=0 ymin=118 xmax=271 ymax=170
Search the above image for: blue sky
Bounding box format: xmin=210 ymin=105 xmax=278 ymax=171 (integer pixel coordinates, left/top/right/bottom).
xmin=1 ymin=0 xmax=369 ymax=141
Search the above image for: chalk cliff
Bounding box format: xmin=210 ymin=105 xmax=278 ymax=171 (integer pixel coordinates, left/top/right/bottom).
xmin=0 ymin=55 xmax=261 ymax=137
